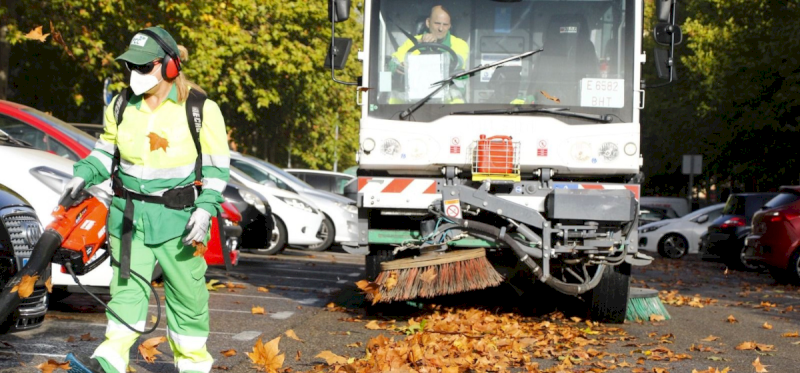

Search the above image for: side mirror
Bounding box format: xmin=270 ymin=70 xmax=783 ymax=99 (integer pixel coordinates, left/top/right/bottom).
xmin=262 ymin=180 xmax=277 ymax=188
xmin=329 ymin=0 xmax=351 ymax=23
xmin=654 ymin=48 xmax=679 ymax=80
xmin=696 ymin=215 xmax=709 ymax=224
xmin=653 ymin=23 xmax=682 ymax=46
xmin=325 ymin=37 xmax=352 ymax=70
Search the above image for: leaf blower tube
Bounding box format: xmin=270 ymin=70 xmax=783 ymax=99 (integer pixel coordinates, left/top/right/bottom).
xmin=0 ymin=229 xmax=62 ymax=325
xmin=448 ymin=217 xmax=605 ymax=296
xmin=0 ymin=189 xmax=160 ymax=335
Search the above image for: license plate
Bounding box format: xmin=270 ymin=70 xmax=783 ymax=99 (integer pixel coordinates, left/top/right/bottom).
xmin=580 ymin=78 xmax=624 ymax=108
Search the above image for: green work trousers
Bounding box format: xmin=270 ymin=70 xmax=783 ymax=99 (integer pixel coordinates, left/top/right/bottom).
xmin=91 ymin=226 xmax=213 ymax=373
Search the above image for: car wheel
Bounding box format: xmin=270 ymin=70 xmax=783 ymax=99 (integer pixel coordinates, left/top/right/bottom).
xmin=657 ymin=234 xmax=689 ymax=259
xmin=251 ymin=216 xmax=287 ymax=255
xmin=785 ymin=249 xmax=800 ymax=285
xmin=728 ymin=239 xmax=761 ymax=271
xmin=300 ymin=216 xmax=335 ymax=252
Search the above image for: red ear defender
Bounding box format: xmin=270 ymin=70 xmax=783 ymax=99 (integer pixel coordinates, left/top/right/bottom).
xmin=162 ymin=55 xmax=181 ymax=80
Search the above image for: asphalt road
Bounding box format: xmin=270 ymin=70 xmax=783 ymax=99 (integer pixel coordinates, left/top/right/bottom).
xmin=2 ymin=249 xmax=800 ymax=372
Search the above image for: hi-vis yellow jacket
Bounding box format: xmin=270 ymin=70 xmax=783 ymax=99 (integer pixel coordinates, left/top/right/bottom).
xmin=74 ymin=85 xmax=230 ymax=245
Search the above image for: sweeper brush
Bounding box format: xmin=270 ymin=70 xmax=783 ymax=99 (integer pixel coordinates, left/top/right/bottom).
xmin=370 ymin=248 xmax=503 ymax=303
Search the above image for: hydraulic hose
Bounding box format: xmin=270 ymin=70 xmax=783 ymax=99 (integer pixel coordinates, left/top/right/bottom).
xmin=0 ymin=229 xmax=62 ymax=326
xmin=448 ymin=217 xmax=605 ymax=295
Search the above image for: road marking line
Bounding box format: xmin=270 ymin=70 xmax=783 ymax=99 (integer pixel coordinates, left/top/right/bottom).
xmin=208 ymin=272 xmax=343 ymax=283
xmin=296 ymin=298 xmax=321 ymax=305
xmin=348 ymin=272 xmax=361 ymax=277
xmin=270 ymin=311 xmax=294 ymax=320
xmin=232 ymin=331 xmax=263 ymax=341
xmin=42 ymin=320 xmax=238 ymax=335
xmin=147 ymin=305 xmax=284 ymax=315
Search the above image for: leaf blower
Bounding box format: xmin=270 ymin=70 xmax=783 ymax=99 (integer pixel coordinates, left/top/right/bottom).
xmin=0 ymin=187 xmax=160 ymax=334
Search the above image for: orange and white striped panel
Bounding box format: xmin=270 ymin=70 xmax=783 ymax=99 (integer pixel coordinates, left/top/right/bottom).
xmin=358 ymin=177 xmax=440 ymax=209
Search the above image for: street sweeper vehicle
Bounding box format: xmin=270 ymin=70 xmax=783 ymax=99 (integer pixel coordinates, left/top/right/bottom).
xmin=327 ymin=0 xmax=682 ymax=322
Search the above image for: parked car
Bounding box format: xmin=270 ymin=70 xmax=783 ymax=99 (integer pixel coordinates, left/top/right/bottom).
xmin=745 ymin=187 xmax=800 ymax=283
xmin=230 ymin=153 xmax=358 ymax=252
xmin=229 ymin=167 xmax=324 ymax=254
xmin=639 ymin=203 xmax=725 ymax=259
xmin=0 ymin=142 xmax=240 ymax=297
xmin=0 ymin=184 xmax=49 ymax=333
xmin=704 ymin=192 xmax=778 ymax=270
xmin=223 ymin=180 xmax=275 ymax=252
xmin=639 ymin=205 xmax=680 ymax=227
xmin=285 ymin=169 xmax=355 ymax=197
xmin=0 ymin=99 xmax=93 ymax=160
xmin=640 ymin=196 xmax=691 ymax=217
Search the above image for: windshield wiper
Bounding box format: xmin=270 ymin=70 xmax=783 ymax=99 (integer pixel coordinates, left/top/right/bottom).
xmin=399 ymin=49 xmax=543 ymax=121
xmin=451 ymin=106 xmax=613 ymax=123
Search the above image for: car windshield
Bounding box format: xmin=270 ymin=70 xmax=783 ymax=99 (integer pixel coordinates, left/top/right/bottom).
xmin=368 ymin=0 xmax=634 ymax=123
xmin=683 ymin=204 xmax=723 ymax=220
xmin=763 ymin=192 xmax=800 ymax=209
xmin=722 ymin=196 xmax=746 ymax=215
xmin=21 ymin=108 xmax=96 ymax=149
xmin=243 ymin=156 xmax=315 ymax=189
xmin=230 ymin=159 xmax=296 ymax=193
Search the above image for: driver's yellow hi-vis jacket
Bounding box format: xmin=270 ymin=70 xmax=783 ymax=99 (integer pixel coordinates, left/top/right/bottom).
xmin=391 ymin=31 xmax=469 ymax=69
xmin=73 ymin=84 xmax=230 ymax=245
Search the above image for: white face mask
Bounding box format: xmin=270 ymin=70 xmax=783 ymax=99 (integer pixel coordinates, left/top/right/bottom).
xmin=130 ymin=70 xmax=162 ymax=96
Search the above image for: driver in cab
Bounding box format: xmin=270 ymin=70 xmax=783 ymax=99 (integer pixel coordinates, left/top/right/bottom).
xmin=390 ymin=5 xmax=469 ymax=75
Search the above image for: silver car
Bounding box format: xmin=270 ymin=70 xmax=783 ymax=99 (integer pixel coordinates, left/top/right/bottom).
xmin=229 ymin=153 xmax=358 ymax=252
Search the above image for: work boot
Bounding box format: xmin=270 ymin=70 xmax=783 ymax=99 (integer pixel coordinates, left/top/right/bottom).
xmin=65 ymin=352 xmax=104 ymax=373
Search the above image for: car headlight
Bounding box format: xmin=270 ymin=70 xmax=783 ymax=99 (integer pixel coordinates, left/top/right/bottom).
xmin=277 ymin=196 xmax=314 ymax=213
xmin=238 ymin=189 xmax=267 ymax=214
xmin=639 ymin=223 xmax=667 ymax=234
xmin=336 ymin=202 xmax=358 ymax=214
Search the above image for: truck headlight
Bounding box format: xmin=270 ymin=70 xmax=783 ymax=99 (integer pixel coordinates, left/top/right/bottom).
xmin=238 ymin=189 xmax=267 ymax=214
xmin=277 ymin=196 xmax=314 ymax=213
xmin=336 ymin=202 xmax=358 ymax=214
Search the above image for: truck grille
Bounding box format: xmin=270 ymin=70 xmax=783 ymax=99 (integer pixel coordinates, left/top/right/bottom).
xmin=1 ymin=211 xmax=43 ymax=258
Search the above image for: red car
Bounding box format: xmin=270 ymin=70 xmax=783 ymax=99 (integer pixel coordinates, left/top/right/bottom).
xmin=746 ymin=186 xmax=800 ymax=283
xmin=0 ymin=99 xmax=239 ymax=268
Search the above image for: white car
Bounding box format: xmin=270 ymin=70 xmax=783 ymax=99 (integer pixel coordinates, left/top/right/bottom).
xmin=231 ymin=154 xmax=358 ymax=252
xmin=229 ymin=168 xmax=323 ymax=254
xmin=0 ymin=145 xmax=114 ymax=292
xmin=638 ymin=203 xmax=725 ymax=259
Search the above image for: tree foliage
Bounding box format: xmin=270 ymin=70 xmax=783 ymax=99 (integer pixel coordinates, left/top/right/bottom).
xmin=0 ymin=0 xmax=363 ymax=170
xmin=641 ymin=0 xmax=800 ymax=199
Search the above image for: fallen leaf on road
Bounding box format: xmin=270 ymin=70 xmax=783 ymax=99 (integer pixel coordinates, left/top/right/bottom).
xmin=127 ymin=365 xmax=136 ymax=372
xmin=781 ymin=331 xmax=799 ymax=338
xmin=221 ymin=349 xmax=236 ymax=357
xmin=752 ymin=357 xmax=769 ymax=372
xmin=285 ymin=329 xmax=303 ymax=342
xmin=726 ymin=315 xmax=738 ymax=323
xmin=252 ymin=306 xmax=266 ymax=315
xmin=66 ymin=336 xmax=75 ymax=343
xmin=151 ymin=315 xmax=157 ymax=324
xmin=653 ymin=368 xmax=669 ymax=373
xmin=295 ymin=350 xmax=301 ymax=361
xmin=81 ymin=333 xmax=98 ymax=341
xmin=248 ymin=337 xmax=284 ymax=373
xmin=206 ymin=279 xmax=225 ymax=291
xmin=36 ymin=359 xmax=70 ymax=373
xmin=650 ymin=314 xmax=666 ymax=322
xmin=347 ymin=342 xmax=363 ymax=348
xmin=702 ymin=335 xmax=720 ymax=342
xmin=138 ymin=336 xmax=167 ymax=363
xmin=692 ymin=368 xmax=730 ymax=373
xmin=316 ymin=350 xmax=347 ymax=365
xmin=763 ymin=322 xmax=773 ymax=330
xmin=707 ymin=356 xmax=728 ymax=362
xmin=211 ymin=366 xmax=228 ymax=371
xmin=735 ymin=341 xmax=756 ymax=350
xmin=257 ymin=287 xmax=270 ymax=293
xmin=365 ymin=320 xmax=382 ymax=330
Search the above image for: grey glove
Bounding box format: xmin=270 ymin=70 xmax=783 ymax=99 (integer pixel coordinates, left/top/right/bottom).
xmin=183 ymin=208 xmax=212 ymax=245
xmin=61 ymin=176 xmax=86 ymax=200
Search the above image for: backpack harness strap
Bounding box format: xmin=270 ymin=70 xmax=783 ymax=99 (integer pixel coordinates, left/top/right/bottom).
xmin=110 ymin=89 xmax=230 ymax=278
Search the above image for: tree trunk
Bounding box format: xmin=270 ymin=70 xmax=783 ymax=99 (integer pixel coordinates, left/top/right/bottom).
xmin=0 ymin=0 xmax=17 ymax=100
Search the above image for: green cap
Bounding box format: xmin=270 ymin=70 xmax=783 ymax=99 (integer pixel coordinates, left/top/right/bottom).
xmin=116 ymin=26 xmax=179 ymax=65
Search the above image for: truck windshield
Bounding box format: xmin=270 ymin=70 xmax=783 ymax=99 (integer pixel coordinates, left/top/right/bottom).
xmin=367 ymin=0 xmax=634 ymax=123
